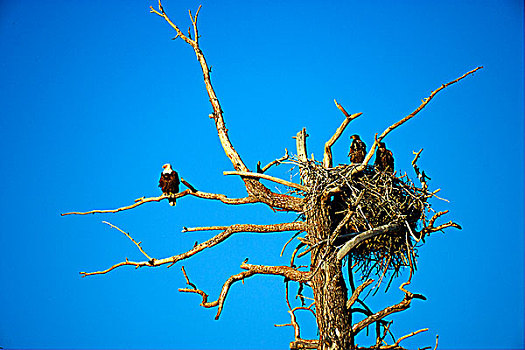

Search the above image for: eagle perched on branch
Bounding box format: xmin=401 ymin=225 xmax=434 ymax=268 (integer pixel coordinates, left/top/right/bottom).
xmin=375 ymin=142 xmax=394 ymax=174
xmin=159 ymin=163 xmax=180 ymax=206
xmin=348 ymin=134 xmax=367 ymax=163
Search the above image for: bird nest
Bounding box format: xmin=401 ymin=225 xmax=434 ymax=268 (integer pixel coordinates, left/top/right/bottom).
xmin=298 ymin=161 xmax=433 ymax=286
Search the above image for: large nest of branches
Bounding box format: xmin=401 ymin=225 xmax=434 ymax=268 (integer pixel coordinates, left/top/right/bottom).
xmin=299 ymin=161 xmax=433 ymax=284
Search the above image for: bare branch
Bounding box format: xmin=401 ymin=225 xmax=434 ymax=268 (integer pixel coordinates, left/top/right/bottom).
xmin=419 ymin=210 xmax=462 ymax=236
xmin=152 ymin=2 xmax=301 ymax=212
xmin=347 ymin=279 xmax=374 ymax=309
xmin=180 ymin=178 xmax=197 ymax=192
xmin=323 ymin=100 xmax=362 ymax=168
xmin=281 ymin=231 xmax=302 ymax=257
xmin=294 ymin=128 xmax=309 ymax=163
xmin=276 ymin=302 xmax=318 ymax=348
xmin=290 ymin=242 xmax=306 ymax=268
xmin=388 ymin=328 xmax=429 ymax=349
xmin=354 ymin=66 xmax=483 ymax=172
xmin=330 ymin=209 xmax=356 ymax=245
xmin=182 ymin=226 xmax=229 ymax=232
xmin=240 ymin=261 xmax=311 ymax=283
xmin=224 ymin=171 xmax=308 ymax=192
xmin=337 ymin=222 xmax=402 ymax=260
xmin=61 ymin=195 xmax=169 ymax=216
xmin=102 ymin=221 xmax=152 ymax=261
xmin=352 ymin=276 xmax=427 ymax=338
xmin=188 ymin=5 xmax=201 ymax=45
xmin=179 ymin=259 xmax=310 ymax=320
xmin=178 ymin=265 xmax=255 ymax=320
xmin=290 ymin=339 xmax=319 ymax=349
xmin=411 ymin=148 xmax=423 ymax=167
xmin=80 ymin=222 xmax=306 ymax=277
xmin=352 ymin=288 xmax=426 ymax=335
xmin=152 ymin=2 xmax=249 ymax=173
xmin=259 ymin=149 xmax=289 ymax=173
xmin=411 ymin=148 xmax=432 ymax=194
xmin=61 ymin=187 xmax=260 ymax=216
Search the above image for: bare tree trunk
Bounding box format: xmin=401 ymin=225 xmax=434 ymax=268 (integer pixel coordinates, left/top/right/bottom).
xmin=307 ymin=197 xmax=352 ymax=350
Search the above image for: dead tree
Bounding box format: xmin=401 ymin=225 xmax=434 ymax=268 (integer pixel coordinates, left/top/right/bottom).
xmin=62 ymin=3 xmax=482 ymax=349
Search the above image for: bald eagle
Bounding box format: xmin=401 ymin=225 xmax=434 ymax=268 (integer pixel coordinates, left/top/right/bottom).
xmin=159 ymin=163 xmax=180 ymax=206
xmin=348 ymin=134 xmax=367 ymax=163
xmin=375 ymin=142 xmax=394 ymax=174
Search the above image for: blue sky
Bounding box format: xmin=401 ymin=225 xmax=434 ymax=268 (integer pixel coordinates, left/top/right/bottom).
xmin=0 ymin=1 xmax=523 ymax=349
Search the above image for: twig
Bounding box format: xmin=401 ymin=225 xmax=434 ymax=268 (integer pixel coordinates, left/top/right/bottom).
xmin=329 ymin=209 xmax=356 ymax=245
xmin=102 ymin=221 xmax=152 ymax=261
xmin=260 ymin=149 xmax=290 ymax=173
xmin=281 ymin=231 xmax=302 ymax=257
xmin=347 ymin=279 xmax=374 ymax=309
xmin=188 ymin=5 xmax=201 ymax=45
xmin=183 ymin=226 xmax=230 ymax=232
xmin=411 ymin=148 xmax=429 ymax=192
xmin=180 ymin=178 xmax=197 ymax=192
xmin=395 ymin=328 xmax=429 ymax=346
xmin=180 ymin=266 xmax=197 ymax=288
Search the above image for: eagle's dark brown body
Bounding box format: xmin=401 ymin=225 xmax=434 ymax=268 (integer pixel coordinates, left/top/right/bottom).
xmin=159 ymin=164 xmax=180 ymax=206
xmin=348 ymin=134 xmax=367 ymax=163
xmin=375 ymin=142 xmax=394 ymax=174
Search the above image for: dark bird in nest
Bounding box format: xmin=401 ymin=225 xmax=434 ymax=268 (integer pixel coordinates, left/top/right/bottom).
xmin=375 ymin=142 xmax=394 ymax=174
xmin=348 ymin=134 xmax=367 ymax=163
xmin=159 ymin=163 xmax=180 ymax=206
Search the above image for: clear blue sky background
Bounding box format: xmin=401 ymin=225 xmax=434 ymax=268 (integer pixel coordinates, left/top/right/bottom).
xmin=0 ymin=1 xmax=523 ymax=349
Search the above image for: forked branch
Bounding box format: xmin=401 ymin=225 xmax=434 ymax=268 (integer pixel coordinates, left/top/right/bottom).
xmin=323 ymin=100 xmax=362 ymax=168
xmin=179 ymin=265 xmax=256 ymax=320
xmin=411 ymin=148 xmax=430 ymax=191
xmin=378 ymin=328 xmax=429 ymax=349
xmin=151 ymin=1 xmax=246 ymax=173
xmin=258 ymin=149 xmax=289 ymax=174
xmin=352 ymin=283 xmax=427 ymax=335
xmin=151 ymin=2 xmax=303 ymax=212
xmin=419 ymin=210 xmax=462 ymax=237
xmin=179 ymin=259 xmax=310 ymax=320
xmin=275 ymin=305 xmax=318 ymax=349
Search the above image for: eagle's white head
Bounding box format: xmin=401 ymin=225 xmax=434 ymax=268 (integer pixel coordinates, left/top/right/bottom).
xmin=162 ymin=163 xmax=173 ymax=174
